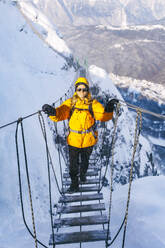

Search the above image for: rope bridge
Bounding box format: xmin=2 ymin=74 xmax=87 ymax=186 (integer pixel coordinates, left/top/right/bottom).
xmin=1 ymin=2 xmax=164 ymax=247
xmin=1 ymin=79 xmax=164 ymax=248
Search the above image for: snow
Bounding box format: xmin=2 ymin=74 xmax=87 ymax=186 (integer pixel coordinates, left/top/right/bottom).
xmin=88 ymin=0 xmax=97 ymax=7
xmin=0 ymin=1 xmax=164 ymax=248
xmin=96 ymin=23 xmax=165 ymax=31
xmin=18 ymin=0 xmax=71 ymax=56
xmin=31 ymin=0 xmax=165 ymax=27
xmin=109 ymin=73 xmax=165 ymax=104
xmin=0 ymin=2 xmax=74 ymax=247
xmin=114 ymin=44 xmax=123 ymax=49
xmin=103 ymin=176 xmax=165 ymax=248
xmin=148 ymin=136 xmax=165 ymax=147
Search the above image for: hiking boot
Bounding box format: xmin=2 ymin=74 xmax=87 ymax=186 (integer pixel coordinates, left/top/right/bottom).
xmin=67 ymin=177 xmax=79 ymax=193
xmin=80 ymin=174 xmax=86 ymax=183
xmin=67 ymin=183 xmax=79 ymax=193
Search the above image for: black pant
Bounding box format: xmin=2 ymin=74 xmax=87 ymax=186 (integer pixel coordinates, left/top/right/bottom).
xmin=68 ymin=145 xmax=93 ymax=181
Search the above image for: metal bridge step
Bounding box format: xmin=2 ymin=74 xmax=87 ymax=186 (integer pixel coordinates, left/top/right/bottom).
xmin=65 ymin=165 xmax=101 ymax=171
xmin=63 ymin=186 xmax=99 ymax=193
xmin=59 ymin=193 xmax=103 ymax=203
xmin=49 ymin=229 xmax=110 ymax=245
xmin=54 ymin=214 xmax=108 ymax=228
xmin=63 ymin=170 xmax=98 ymax=178
xmin=63 ymin=178 xmax=100 ymax=185
xmin=89 ymin=166 xmax=101 ymax=170
xmin=57 ymin=203 xmax=105 ymax=214
xmin=64 ymin=168 xmax=100 ymax=173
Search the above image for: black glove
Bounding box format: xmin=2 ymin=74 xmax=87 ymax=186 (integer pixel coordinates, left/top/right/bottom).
xmin=105 ymin=99 xmax=119 ymax=112
xmin=42 ymin=104 xmax=56 ymax=116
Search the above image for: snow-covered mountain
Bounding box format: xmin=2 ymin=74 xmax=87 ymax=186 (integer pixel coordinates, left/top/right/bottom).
xmin=56 ymin=23 xmax=165 ymax=86
xmin=0 ymin=1 xmax=164 ymax=248
xmin=31 ymin=0 xmax=165 ymax=27
xmin=30 ymin=0 xmax=165 ymax=86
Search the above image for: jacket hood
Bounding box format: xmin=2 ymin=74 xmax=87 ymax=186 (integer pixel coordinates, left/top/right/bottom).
xmin=75 ymin=77 xmax=89 ymax=88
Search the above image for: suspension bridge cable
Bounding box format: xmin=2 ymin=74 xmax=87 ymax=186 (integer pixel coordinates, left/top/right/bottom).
xmin=98 ymin=124 xmax=113 ymax=192
xmin=1 ymin=95 xmax=164 ymax=130
xmin=0 ymin=111 xmax=39 ymax=129
xmin=107 ymin=214 xmax=126 ymax=247
xmin=20 ymin=120 xmax=38 ymax=248
xmin=106 ymin=103 xmax=121 ymax=247
xmin=0 ymin=84 xmax=73 ymax=130
xmin=52 ymin=102 xmax=64 ymax=194
xmin=106 ymin=216 xmax=125 ymax=247
xmin=118 ymin=99 xmax=165 ymax=120
xmin=38 ymin=112 xmax=63 ymax=196
xmin=99 ymin=104 xmax=121 ymax=193
xmin=57 ymin=97 xmax=66 ymax=185
xmin=106 ymin=107 xmax=142 ymax=247
xmin=0 ymin=81 xmax=74 ymax=130
xmin=37 ymin=113 xmax=55 ymax=248
xmin=122 ymin=110 xmax=142 ymax=248
xmin=98 ymin=123 xmax=108 ymax=192
xmin=15 ymin=119 xmax=49 ymax=248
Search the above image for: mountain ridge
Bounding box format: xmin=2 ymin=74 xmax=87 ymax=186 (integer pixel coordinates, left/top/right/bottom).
xmin=30 ymin=0 xmax=165 ymax=85
xmin=58 ymin=23 xmax=165 ymax=86
xmin=32 ymin=0 xmax=165 ymax=27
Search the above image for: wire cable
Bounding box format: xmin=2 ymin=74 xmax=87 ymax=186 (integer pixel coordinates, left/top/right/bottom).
xmin=1 ymin=96 xmax=164 ymax=130
xmin=107 ymin=214 xmax=126 ymax=247
xmin=15 ymin=119 xmax=49 ymax=248
xmin=0 ymin=111 xmax=39 ymax=129
xmin=118 ymin=99 xmax=165 ymax=120
xmin=37 ymin=113 xmax=55 ymax=248
xmin=38 ymin=112 xmax=63 ymax=196
xmin=106 ymin=103 xmax=121 ymax=246
xmin=122 ymin=110 xmax=142 ymax=248
xmin=20 ymin=120 xmax=38 ymax=248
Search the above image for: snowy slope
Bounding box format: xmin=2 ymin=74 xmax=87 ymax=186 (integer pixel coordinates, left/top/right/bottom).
xmin=104 ymin=176 xmax=165 ymax=248
xmin=16 ymin=0 xmax=71 ymax=56
xmin=0 ymin=1 xmax=163 ymax=248
xmin=0 ymin=1 xmax=75 ymax=247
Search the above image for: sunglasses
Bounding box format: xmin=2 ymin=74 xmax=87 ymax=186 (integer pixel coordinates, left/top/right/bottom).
xmin=76 ymin=88 xmax=88 ymax=92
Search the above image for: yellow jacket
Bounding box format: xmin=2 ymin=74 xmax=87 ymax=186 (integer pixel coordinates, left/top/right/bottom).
xmin=49 ymin=97 xmax=113 ymax=148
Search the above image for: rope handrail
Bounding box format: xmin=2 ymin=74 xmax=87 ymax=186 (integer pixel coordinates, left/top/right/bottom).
xmin=20 ymin=120 xmax=38 ymax=248
xmin=0 ymin=87 xmax=72 ymax=130
xmin=15 ymin=120 xmax=49 ymax=248
xmin=38 ymin=112 xmax=63 ymax=196
xmin=119 ymin=99 xmax=165 ymax=120
xmin=106 ymin=109 xmax=143 ymax=247
xmin=0 ymin=111 xmax=39 ymax=129
xmin=1 ymin=98 xmax=165 ymax=130
xmin=122 ymin=110 xmax=142 ymax=248
xmin=105 ymin=103 xmax=121 ymax=246
xmin=37 ymin=112 xmax=55 ymax=248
